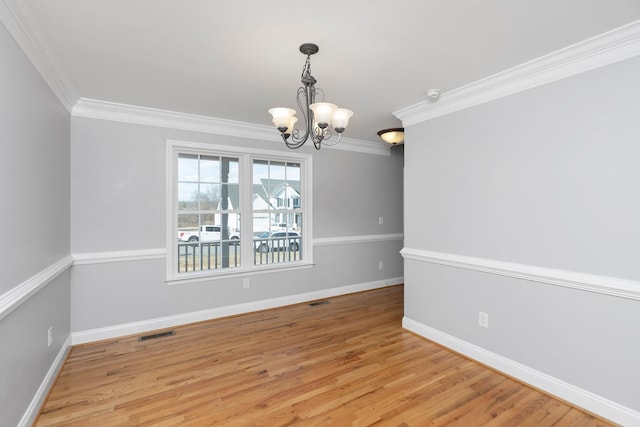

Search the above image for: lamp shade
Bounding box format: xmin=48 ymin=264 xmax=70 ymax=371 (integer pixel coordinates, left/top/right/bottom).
xmin=377 ymin=128 xmax=404 ymax=144
xmin=284 ymin=116 xmax=298 ymax=134
xmin=268 ymin=108 xmax=296 ymax=130
xmin=331 ymin=108 xmax=354 ymax=133
xmin=309 ymin=102 xmax=337 ymax=128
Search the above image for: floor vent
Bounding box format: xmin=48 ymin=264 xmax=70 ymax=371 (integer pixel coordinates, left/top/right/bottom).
xmin=309 ymin=300 xmax=330 ymax=307
xmin=138 ymin=330 xmax=175 ymax=341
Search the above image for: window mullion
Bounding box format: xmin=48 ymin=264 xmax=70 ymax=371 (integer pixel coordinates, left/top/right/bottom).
xmin=240 ymin=154 xmax=253 ymax=266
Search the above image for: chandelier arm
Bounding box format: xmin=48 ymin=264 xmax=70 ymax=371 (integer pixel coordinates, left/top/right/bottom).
xmin=284 ymin=134 xmax=306 ymax=149
xmin=319 ymin=131 xmax=341 ymax=147
xmin=283 ymin=88 xmax=308 ymax=149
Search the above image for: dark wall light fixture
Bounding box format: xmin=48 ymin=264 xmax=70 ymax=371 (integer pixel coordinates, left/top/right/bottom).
xmin=377 ymin=128 xmax=404 ymax=145
xmin=269 ymin=43 xmax=353 ymax=150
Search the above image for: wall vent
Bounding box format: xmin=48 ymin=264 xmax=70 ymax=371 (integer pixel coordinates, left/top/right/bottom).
xmin=138 ymin=330 xmax=175 ymax=341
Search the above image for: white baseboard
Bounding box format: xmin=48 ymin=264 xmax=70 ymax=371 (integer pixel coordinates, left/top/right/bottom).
xmin=402 ymin=317 xmax=640 ymax=426
xmin=18 ymin=335 xmax=72 ymax=427
xmin=72 ymin=277 xmax=403 ymax=345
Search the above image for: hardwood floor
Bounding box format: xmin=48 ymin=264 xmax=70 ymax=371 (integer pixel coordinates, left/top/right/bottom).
xmin=36 ymin=286 xmax=613 ymax=426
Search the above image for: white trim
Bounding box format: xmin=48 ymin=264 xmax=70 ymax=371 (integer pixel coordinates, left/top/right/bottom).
xmin=314 ymin=233 xmax=404 ymax=246
xmin=0 ymin=255 xmax=73 ymax=321
xmin=402 ymin=317 xmax=640 ymax=426
xmin=69 ymin=235 xmax=404 ymax=266
xmin=72 ymin=277 xmax=403 ymax=345
xmin=0 ymin=0 xmax=78 ymax=112
xmin=17 ymin=335 xmax=72 ymax=427
xmin=395 ymin=20 xmax=640 ymax=126
xmin=165 ymin=262 xmax=316 ymax=286
xmin=165 ymin=139 xmax=315 ymax=282
xmin=73 ymin=98 xmax=390 ymax=156
xmin=401 ymin=248 xmax=640 ymax=301
xmin=73 ymin=248 xmax=166 ymax=265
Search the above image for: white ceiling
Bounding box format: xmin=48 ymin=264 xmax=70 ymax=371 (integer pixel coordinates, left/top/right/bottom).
xmin=10 ymin=0 xmax=640 ymax=142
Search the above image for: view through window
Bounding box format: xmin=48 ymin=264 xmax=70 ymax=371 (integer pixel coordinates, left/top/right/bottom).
xmin=169 ymin=141 xmax=310 ymax=280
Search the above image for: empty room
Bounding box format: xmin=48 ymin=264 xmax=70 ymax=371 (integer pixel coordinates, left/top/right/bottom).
xmin=1 ymin=1 xmax=639 ymax=425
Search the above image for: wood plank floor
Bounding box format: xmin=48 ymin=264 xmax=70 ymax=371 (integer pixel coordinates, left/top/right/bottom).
xmin=36 ymin=285 xmax=614 ymax=426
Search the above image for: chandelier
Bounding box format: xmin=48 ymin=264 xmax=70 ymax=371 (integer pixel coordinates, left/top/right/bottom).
xmin=268 ymin=43 xmax=353 ymax=150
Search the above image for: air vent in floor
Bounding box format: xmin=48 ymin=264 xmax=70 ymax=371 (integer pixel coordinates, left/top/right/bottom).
xmin=309 ymin=300 xmax=330 ymax=307
xmin=138 ymin=330 xmax=175 ymax=341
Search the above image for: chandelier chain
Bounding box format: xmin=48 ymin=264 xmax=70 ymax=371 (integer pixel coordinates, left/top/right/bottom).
xmin=301 ymin=54 xmax=311 ymax=81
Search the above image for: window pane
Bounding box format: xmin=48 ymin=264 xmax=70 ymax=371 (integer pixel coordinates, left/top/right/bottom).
xmin=253 ymin=212 xmax=270 ymax=235
xmin=200 ymin=156 xmax=220 ymax=182
xmin=177 ymin=214 xmax=199 ymax=241
xmin=286 ymin=162 xmax=300 ymax=181
xmin=200 ymin=213 xmax=216 ymax=232
xmin=253 ymin=160 xmax=269 ymax=184
xmin=199 ymin=184 xmax=221 ymax=210
xmin=270 ymin=161 xmax=286 ymax=180
xmin=286 ymin=162 xmax=301 ymax=208
xmin=224 ymin=157 xmax=239 ymax=184
xmin=178 ymin=183 xmax=199 ymax=210
xmin=178 ymin=154 xmax=198 ymax=182
xmin=222 ymin=183 xmax=239 ymax=210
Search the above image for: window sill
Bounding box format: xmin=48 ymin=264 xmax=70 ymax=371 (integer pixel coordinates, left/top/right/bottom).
xmin=166 ymin=261 xmax=315 ymax=286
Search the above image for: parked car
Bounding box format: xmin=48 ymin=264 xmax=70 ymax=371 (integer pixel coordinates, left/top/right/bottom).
xmin=178 ymin=225 xmax=239 ymax=242
xmin=254 ymin=231 xmax=301 ymax=253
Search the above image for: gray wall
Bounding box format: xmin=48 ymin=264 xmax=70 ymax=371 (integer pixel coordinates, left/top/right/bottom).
xmin=403 ymin=56 xmax=640 ymax=412
xmin=0 ymin=22 xmax=71 ymax=427
xmin=70 ymin=117 xmax=404 ymax=332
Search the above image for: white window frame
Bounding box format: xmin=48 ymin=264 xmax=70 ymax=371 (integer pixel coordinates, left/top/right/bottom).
xmin=166 ymin=139 xmax=313 ymax=284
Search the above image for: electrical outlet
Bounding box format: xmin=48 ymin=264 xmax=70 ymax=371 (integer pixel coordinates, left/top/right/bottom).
xmin=478 ymin=312 xmax=489 ymax=328
xmin=47 ymin=326 xmax=53 ymax=347
xmin=378 ymin=216 xmax=384 ymax=225
xmin=243 ymin=278 xmax=250 ymax=289
xmin=378 ymin=261 xmax=384 ymax=270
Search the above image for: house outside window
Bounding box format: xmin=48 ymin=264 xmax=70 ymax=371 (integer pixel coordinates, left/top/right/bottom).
xmin=167 ymin=140 xmax=313 ymax=283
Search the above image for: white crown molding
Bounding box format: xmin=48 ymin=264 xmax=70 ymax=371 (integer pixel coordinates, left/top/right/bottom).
xmin=401 ymin=248 xmax=640 ymax=301
xmin=0 ymin=0 xmax=78 ymax=112
xmin=395 ymin=19 xmax=640 ymax=126
xmin=403 ymin=317 xmax=640 ymax=426
xmin=0 ymin=255 xmax=73 ymax=321
xmin=18 ymin=335 xmax=71 ymax=427
xmin=72 ymin=277 xmax=403 ymax=345
xmin=72 ymin=98 xmax=390 ymax=156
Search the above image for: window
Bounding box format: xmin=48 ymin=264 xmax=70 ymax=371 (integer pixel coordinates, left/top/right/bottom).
xmin=175 ymin=153 xmax=240 ymax=273
xmin=252 ymin=159 xmax=303 ymax=265
xmin=167 ymin=140 xmax=312 ymax=282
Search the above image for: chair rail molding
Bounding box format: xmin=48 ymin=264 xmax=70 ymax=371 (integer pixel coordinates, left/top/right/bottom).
xmin=313 ymin=233 xmax=403 ymax=246
xmin=0 ymin=255 xmax=74 ymax=321
xmin=72 ymin=234 xmax=404 ymax=265
xmin=72 ymin=248 xmax=167 ymax=265
xmin=401 ymin=248 xmax=640 ymax=301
